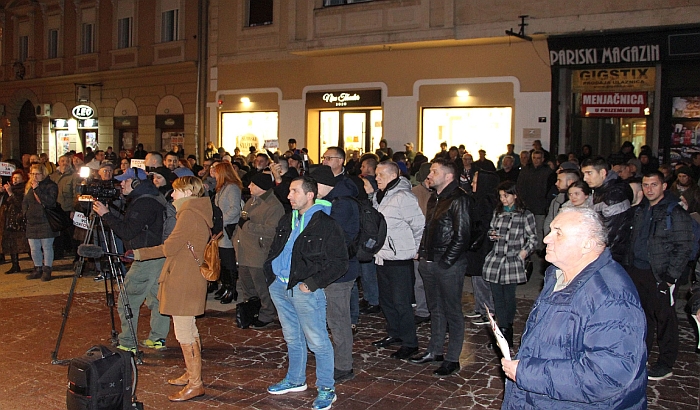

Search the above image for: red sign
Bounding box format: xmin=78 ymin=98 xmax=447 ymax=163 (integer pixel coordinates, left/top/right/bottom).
xmin=581 ymin=92 xmax=648 ymax=117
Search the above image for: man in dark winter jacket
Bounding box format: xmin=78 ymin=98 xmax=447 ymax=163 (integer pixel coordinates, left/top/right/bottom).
xmin=625 ymin=170 xmax=693 ymax=381
xmin=413 ymin=158 xmax=473 ymax=377
xmin=581 ymin=157 xmax=632 ymax=263
xmin=516 ymin=150 xmax=553 ymax=275
xmin=502 ymin=207 xmax=647 ymax=409
xmin=93 ymin=167 xmax=171 ymax=352
xmin=264 ymin=176 xmax=348 ymax=409
xmin=311 ymin=165 xmax=360 ymax=384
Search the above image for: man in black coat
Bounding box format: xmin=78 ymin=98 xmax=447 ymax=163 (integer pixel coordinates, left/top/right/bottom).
xmin=582 ymin=157 xmax=632 ymax=263
xmin=413 ymin=158 xmax=473 ymax=377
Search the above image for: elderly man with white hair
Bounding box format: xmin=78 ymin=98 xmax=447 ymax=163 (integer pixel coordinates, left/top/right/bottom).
xmin=501 ymin=207 xmax=647 ymax=409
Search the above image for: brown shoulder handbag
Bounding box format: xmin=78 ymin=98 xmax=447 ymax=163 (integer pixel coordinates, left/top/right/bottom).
xmin=187 ymin=230 xmax=223 ymax=281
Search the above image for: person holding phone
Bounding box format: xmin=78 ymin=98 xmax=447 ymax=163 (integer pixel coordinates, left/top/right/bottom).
xmin=482 ymin=181 xmax=537 ymax=348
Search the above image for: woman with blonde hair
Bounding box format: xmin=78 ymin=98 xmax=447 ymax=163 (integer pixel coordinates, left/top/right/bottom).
xmin=22 ymin=164 xmax=60 ymax=281
xmin=132 ymin=176 xmax=212 ymax=401
xmin=211 ymin=162 xmax=242 ymax=303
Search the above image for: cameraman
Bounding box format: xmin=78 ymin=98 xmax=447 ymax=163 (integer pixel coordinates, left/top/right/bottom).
xmin=92 ymin=167 xmax=171 ymax=352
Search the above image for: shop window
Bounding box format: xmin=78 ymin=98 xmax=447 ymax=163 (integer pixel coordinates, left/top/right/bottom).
xmin=117 ymin=17 xmax=132 ymax=49
xmin=422 ymin=107 xmax=512 ymax=162
xmin=221 ymin=112 xmax=279 ymax=154
xmin=48 ymin=29 xmax=59 ymax=59
xmin=161 ymin=9 xmax=179 ymax=42
xmin=81 ymin=23 xmax=95 ymax=54
xmin=324 ymin=0 xmax=374 ymax=6
xmin=18 ymin=35 xmax=28 ymax=62
xmin=247 ymin=0 xmax=273 ymax=27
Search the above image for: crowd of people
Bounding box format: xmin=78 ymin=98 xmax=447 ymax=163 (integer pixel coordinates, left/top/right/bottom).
xmin=2 ymin=137 xmax=700 ymax=409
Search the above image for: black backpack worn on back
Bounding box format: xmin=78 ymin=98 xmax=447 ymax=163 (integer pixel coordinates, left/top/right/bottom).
xmin=210 ymin=196 xmax=224 ymax=236
xmin=341 ymin=196 xmax=387 ymax=262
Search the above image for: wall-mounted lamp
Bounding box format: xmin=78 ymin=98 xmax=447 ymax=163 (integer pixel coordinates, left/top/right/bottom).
xmin=456 ymin=90 xmax=470 ymax=98
xmin=240 ymin=97 xmax=251 ymax=105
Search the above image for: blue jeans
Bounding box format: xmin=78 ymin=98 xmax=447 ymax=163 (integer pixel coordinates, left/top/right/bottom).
xmin=28 ymin=238 xmax=55 ymax=267
xmin=359 ymin=262 xmax=379 ymax=306
xmin=269 ymin=279 xmax=335 ymax=389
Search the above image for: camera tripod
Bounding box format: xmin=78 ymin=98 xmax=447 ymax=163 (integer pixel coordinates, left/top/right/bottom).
xmin=51 ymin=205 xmax=143 ymax=365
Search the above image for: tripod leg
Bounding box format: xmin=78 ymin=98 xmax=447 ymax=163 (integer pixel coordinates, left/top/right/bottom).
xmin=51 ymin=211 xmax=97 ymax=365
xmin=105 ymin=276 xmax=118 ymax=344
xmin=98 ymin=217 xmax=144 ymax=364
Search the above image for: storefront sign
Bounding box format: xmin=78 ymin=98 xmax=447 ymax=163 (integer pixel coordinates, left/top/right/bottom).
xmin=572 ymin=68 xmax=656 ymax=92
xmin=72 ymin=105 xmax=94 ymax=119
xmin=156 ymin=115 xmax=184 ymax=129
xmin=306 ymin=89 xmax=382 ymax=109
xmin=581 ymin=92 xmax=648 ymax=117
xmin=550 ymin=45 xmax=660 ymax=66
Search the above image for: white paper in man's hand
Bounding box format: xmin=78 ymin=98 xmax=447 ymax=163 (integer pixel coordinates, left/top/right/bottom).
xmin=485 ymin=305 xmax=511 ymax=360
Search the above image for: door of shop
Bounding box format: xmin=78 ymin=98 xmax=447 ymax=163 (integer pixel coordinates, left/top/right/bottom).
xmin=319 ymin=110 xmax=382 ymax=156
xmin=572 ymin=117 xmax=647 ymax=158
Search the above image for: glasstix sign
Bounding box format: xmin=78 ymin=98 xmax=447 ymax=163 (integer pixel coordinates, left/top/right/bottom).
xmin=72 ymin=105 xmax=94 ymax=119
xmin=306 ymin=89 xmax=382 ymax=109
xmin=572 ymin=67 xmax=656 ymax=92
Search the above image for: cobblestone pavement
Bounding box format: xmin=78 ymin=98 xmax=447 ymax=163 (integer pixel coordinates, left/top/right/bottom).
xmin=0 ymin=258 xmax=698 ymax=409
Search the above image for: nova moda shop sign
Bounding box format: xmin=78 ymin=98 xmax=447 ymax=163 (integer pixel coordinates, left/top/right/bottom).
xmin=581 ymin=92 xmax=648 ymax=117
xmin=306 ymin=90 xmax=382 ymax=109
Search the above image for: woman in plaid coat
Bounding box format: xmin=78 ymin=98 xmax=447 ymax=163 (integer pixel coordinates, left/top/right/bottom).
xmin=482 ymin=181 xmax=537 ymax=347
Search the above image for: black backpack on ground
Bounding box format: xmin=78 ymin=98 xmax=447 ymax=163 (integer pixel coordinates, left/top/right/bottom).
xmin=66 ymin=345 xmax=141 ymax=410
xmin=340 ymin=196 xmax=387 ymax=262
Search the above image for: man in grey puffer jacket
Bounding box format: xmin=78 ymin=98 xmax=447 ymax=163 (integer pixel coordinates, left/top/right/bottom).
xmin=363 ymin=161 xmax=425 ymax=360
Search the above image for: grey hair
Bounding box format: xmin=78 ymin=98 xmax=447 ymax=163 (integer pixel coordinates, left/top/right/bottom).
xmin=557 ymin=207 xmax=608 ymax=247
xmin=377 ymin=160 xmax=400 ymax=178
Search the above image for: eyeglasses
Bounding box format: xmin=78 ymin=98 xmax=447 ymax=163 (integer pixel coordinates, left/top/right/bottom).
xmin=322 ymin=156 xmax=342 ymax=161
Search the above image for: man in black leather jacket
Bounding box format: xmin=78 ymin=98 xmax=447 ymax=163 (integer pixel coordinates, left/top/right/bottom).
xmin=412 ymin=158 xmax=473 ymax=377
xmin=582 ymin=157 xmax=632 ymax=263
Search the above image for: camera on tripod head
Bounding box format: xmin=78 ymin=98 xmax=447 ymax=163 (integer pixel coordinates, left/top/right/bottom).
xmin=76 ymin=180 xmax=121 ymax=203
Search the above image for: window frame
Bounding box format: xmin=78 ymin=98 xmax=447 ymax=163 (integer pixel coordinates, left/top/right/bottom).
xmin=18 ymin=35 xmax=29 ymax=62
xmin=117 ymin=17 xmax=133 ymax=49
xmin=161 ymin=8 xmax=180 ymax=42
xmin=323 ymin=0 xmax=374 ymax=6
xmin=81 ymin=22 xmax=95 ymax=54
xmin=47 ymin=29 xmax=59 ymax=59
xmin=247 ymin=0 xmax=274 ymax=27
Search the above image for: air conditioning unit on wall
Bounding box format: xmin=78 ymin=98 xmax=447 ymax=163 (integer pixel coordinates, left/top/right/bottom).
xmin=36 ymin=104 xmax=51 ymax=117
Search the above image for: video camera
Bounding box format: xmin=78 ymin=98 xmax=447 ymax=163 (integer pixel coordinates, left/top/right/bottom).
xmin=76 ymin=179 xmax=121 ymax=203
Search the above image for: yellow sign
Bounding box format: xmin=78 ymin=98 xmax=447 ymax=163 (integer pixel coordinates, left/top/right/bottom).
xmin=572 ymin=68 xmax=656 ymax=92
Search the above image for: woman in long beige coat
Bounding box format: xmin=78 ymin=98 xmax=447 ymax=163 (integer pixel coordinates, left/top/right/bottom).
xmin=133 ymin=176 xmax=212 ymax=402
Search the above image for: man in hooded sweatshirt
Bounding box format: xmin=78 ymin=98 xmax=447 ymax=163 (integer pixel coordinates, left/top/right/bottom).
xmin=264 ymin=176 xmax=348 ymax=410
xmin=311 ymin=165 xmax=360 ymax=384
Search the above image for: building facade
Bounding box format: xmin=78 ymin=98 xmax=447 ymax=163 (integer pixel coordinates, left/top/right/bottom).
xmin=207 ymin=0 xmax=700 ymax=163
xmin=2 ymin=1 xmax=700 ymax=164
xmin=0 ymin=0 xmax=204 ymax=162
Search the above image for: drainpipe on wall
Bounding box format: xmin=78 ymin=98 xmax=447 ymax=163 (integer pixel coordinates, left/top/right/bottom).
xmin=194 ymin=0 xmax=209 ymax=160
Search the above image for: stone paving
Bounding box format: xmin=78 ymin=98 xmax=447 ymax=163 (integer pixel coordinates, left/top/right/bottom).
xmin=0 ymin=258 xmax=698 ymax=409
